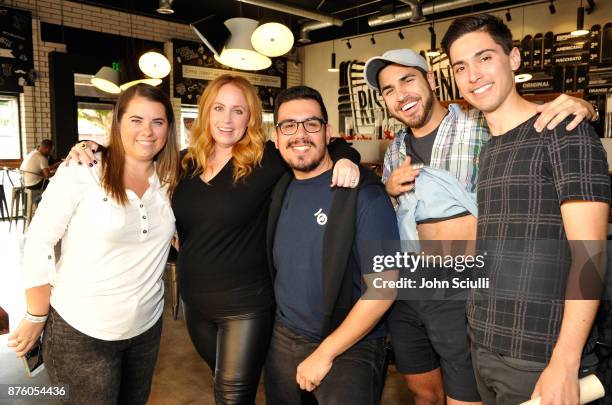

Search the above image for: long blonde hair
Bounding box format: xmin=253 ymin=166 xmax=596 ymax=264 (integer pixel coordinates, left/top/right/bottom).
xmin=102 ymin=84 xmax=179 ymax=205
xmin=182 ymin=74 xmax=266 ymax=182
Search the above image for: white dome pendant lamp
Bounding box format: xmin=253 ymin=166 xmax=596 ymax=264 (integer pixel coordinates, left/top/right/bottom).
xmin=215 ymin=18 xmax=272 ymax=71
xmin=138 ymin=51 xmax=171 ymax=79
xmin=251 ymin=21 xmax=293 ymax=57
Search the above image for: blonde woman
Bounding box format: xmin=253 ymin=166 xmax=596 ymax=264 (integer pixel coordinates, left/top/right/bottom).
xmin=9 ymin=84 xmax=179 ymax=404
xmin=172 ymin=75 xmax=359 ymax=403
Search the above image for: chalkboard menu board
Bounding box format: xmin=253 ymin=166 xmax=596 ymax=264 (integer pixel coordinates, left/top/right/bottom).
xmin=172 ymin=38 xmax=287 ymax=110
xmin=0 ymin=6 xmax=34 ymax=92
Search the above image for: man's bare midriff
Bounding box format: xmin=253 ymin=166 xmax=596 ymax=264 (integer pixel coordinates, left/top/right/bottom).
xmin=417 ymin=214 xmax=477 ymax=241
xmin=417 ymin=214 xmax=477 ymax=256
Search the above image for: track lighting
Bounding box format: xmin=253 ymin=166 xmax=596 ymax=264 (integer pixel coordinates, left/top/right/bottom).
xmin=346 ymin=40 xmax=352 ymax=49
xmin=398 ymin=30 xmax=405 ymax=40
xmin=585 ymin=0 xmax=595 ymax=13
xmin=548 ymin=0 xmax=556 ymax=14
xmin=505 ymin=9 xmax=512 ymax=22
xmin=370 ymin=35 xmax=376 ymax=45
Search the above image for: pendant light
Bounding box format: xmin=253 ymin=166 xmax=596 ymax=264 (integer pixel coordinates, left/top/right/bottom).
xmin=514 ymin=7 xmax=532 ymax=83
xmin=138 ymin=51 xmax=171 ymax=79
xmin=328 ymin=41 xmax=339 ymax=72
xmin=251 ymin=21 xmax=294 ymax=57
xmin=514 ymin=73 xmax=533 ymax=83
xmin=91 ymin=67 xmax=120 ymax=94
xmin=215 ymin=18 xmax=271 ymax=71
xmin=426 ymin=25 xmax=440 ymax=57
xmin=156 ymin=0 xmax=174 ymax=15
xmin=571 ymin=0 xmax=589 ymax=36
xmin=425 ymin=1 xmax=440 ymax=57
xmin=119 ymin=78 xmax=163 ymax=91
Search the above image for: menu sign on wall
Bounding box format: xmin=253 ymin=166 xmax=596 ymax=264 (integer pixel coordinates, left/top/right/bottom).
xmin=172 ymin=39 xmax=287 ymax=110
xmin=0 ymin=6 xmax=34 ymax=92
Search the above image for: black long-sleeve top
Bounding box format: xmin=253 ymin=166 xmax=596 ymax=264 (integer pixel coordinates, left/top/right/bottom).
xmin=172 ymin=140 xmax=359 ymax=317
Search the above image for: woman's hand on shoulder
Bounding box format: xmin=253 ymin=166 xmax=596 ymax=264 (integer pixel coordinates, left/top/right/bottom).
xmin=64 ymin=141 xmax=100 ymax=167
xmin=331 ymin=158 xmax=360 ymax=188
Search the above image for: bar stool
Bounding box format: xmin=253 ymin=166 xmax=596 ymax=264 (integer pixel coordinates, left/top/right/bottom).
xmin=24 ymin=188 xmax=42 ymax=226
xmin=0 ymin=168 xmax=9 ymax=221
xmin=8 ymin=169 xmax=27 ymax=232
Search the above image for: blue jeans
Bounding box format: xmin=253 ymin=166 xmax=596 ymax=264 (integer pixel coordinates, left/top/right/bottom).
xmin=264 ymin=322 xmax=386 ymax=405
xmin=42 ymin=307 xmax=162 ymax=405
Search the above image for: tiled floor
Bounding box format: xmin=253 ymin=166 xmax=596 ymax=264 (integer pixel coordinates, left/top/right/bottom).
xmin=0 ymin=218 xmax=413 ymax=404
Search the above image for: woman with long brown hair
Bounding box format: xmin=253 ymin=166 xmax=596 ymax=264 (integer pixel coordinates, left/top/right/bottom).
xmin=9 ymin=83 xmax=179 ymax=405
xmin=172 ymin=74 xmax=359 ymax=404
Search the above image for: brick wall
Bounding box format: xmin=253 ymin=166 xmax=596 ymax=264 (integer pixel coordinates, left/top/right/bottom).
xmin=5 ymin=0 xmax=302 ymax=157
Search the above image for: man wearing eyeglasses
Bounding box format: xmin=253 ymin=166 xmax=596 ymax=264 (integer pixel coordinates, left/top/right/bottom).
xmin=264 ymin=85 xmax=399 ymax=405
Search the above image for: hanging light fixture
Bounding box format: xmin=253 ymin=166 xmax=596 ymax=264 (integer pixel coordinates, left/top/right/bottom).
xmin=548 ymin=0 xmax=556 ymax=14
xmin=191 ymin=15 xmax=231 ymax=57
xmin=515 ymin=73 xmax=533 ymax=83
xmin=215 ymin=18 xmax=272 ymax=71
xmin=505 ymin=9 xmax=512 ymax=22
xmin=571 ymin=1 xmax=589 ymax=36
xmin=398 ymin=30 xmax=405 ymax=40
xmin=156 ymin=0 xmax=174 ymax=15
xmin=370 ymin=35 xmax=376 ymax=45
xmin=426 ymin=25 xmax=440 ymax=57
xmin=91 ymin=67 xmax=120 ymax=94
xmin=346 ymin=40 xmax=352 ymax=49
xmin=138 ymin=51 xmax=171 ymax=79
xmin=251 ymin=21 xmax=294 ymax=57
xmin=119 ymin=78 xmax=163 ymax=91
xmin=328 ymin=41 xmax=339 ymax=73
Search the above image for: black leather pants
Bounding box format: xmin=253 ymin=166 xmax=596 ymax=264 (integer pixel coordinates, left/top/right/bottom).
xmin=183 ymin=303 xmax=274 ymax=405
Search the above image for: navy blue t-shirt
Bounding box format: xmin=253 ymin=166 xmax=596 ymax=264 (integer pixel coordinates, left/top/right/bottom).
xmin=273 ymin=169 xmax=399 ymax=342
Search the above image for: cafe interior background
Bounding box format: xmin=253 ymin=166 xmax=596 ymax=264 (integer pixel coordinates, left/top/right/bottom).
xmin=0 ymin=0 xmax=611 ymax=403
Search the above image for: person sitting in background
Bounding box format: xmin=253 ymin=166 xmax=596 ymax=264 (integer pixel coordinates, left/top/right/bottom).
xmin=8 ymin=83 xmax=180 ymax=405
xmin=19 ymin=139 xmax=59 ymax=190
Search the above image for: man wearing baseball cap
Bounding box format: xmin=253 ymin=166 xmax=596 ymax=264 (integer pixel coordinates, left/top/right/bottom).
xmin=363 ymin=49 xmax=596 ymax=405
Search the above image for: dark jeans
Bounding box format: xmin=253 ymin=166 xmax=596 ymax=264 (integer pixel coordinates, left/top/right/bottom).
xmin=183 ymin=303 xmax=274 ymax=405
xmin=471 ymin=343 xmax=546 ymax=405
xmin=264 ymin=322 xmax=386 ymax=405
xmin=42 ymin=307 xmax=162 ymax=405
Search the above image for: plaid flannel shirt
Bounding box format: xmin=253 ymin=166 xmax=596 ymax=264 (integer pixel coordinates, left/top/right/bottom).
xmin=382 ymin=103 xmax=489 ymax=195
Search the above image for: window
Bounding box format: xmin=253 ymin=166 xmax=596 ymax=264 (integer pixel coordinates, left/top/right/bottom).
xmin=77 ymin=102 xmax=114 ymax=145
xmin=0 ymin=95 xmax=21 ymax=159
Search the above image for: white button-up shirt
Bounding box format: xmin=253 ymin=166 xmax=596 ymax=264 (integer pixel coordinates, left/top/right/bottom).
xmin=21 ymin=160 xmax=175 ymax=340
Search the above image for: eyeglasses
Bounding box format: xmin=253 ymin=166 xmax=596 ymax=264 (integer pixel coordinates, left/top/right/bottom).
xmin=275 ymin=117 xmax=326 ymax=136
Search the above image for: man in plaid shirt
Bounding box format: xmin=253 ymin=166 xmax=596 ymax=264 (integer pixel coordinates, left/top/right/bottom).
xmin=364 ymin=48 xmax=597 ymax=405
xmin=443 ymin=14 xmax=610 ymax=405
